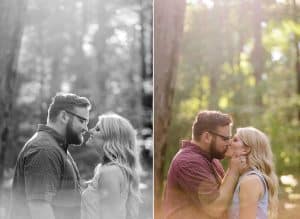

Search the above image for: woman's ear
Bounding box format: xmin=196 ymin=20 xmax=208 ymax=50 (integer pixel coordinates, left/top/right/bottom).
xmin=243 ymin=146 xmax=251 ymax=155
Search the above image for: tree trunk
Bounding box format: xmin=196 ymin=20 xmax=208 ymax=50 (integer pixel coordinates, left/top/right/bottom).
xmin=140 ymin=0 xmax=147 ymax=81
xmin=0 ymin=0 xmax=27 ymax=185
xmin=292 ymin=0 xmax=300 ymax=120
xmin=140 ymin=0 xmax=153 ymax=129
xmin=251 ymin=0 xmax=264 ymax=107
xmin=93 ymin=1 xmax=110 ymax=112
xmin=154 ymin=0 xmax=186 ymax=217
xmin=208 ymin=1 xmax=224 ymax=110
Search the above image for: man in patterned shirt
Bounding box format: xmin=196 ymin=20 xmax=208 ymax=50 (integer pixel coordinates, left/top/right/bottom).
xmin=9 ymin=93 xmax=91 ymax=219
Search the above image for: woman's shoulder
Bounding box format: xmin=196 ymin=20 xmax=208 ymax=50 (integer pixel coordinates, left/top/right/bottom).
xmin=239 ymin=172 xmax=265 ymax=200
xmin=99 ymin=164 xmax=126 ymax=187
xmin=241 ymin=170 xmax=266 ymax=188
xmin=240 ymin=173 xmax=264 ymax=186
xmin=102 ymin=164 xmax=124 ymax=177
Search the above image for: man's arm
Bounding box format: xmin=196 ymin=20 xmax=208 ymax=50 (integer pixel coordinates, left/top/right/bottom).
xmin=201 ymin=165 xmax=239 ymax=218
xmin=28 ymin=200 xmax=55 ymax=219
xmin=201 ymin=155 xmax=245 ymax=218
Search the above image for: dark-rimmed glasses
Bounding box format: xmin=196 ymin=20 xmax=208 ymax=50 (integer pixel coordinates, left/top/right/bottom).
xmin=65 ymin=110 xmax=88 ymax=123
xmin=208 ymin=131 xmax=231 ymax=141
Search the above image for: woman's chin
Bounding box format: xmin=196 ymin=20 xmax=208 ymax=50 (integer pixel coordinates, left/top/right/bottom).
xmin=224 ymin=151 xmax=233 ymax=158
xmin=85 ymin=138 xmax=95 ymax=147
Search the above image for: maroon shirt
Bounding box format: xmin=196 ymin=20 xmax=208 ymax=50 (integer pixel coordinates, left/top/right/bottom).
xmin=163 ymin=140 xmax=225 ymax=219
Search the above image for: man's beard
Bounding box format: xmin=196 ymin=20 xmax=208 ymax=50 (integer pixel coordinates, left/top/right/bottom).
xmin=210 ymin=137 xmax=226 ymax=159
xmin=66 ymin=119 xmax=82 ymax=145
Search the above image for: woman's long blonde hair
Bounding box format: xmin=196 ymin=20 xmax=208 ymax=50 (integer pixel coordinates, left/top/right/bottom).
xmin=237 ymin=127 xmax=279 ymax=219
xmin=91 ymin=113 xmax=141 ymax=219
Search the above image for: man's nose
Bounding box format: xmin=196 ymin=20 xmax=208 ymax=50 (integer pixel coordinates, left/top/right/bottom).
xmin=82 ymin=123 xmax=88 ymax=132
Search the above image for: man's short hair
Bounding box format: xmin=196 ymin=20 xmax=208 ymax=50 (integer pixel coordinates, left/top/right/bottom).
xmin=48 ymin=93 xmax=91 ymax=122
xmin=192 ymin=110 xmax=232 ymax=141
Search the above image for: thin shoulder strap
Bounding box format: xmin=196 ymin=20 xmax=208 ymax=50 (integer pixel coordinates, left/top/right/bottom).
xmin=236 ymin=169 xmax=267 ymax=198
xmin=246 ymin=170 xmax=268 ymax=193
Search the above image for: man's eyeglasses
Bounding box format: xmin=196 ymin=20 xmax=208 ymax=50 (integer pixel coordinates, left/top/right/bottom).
xmin=208 ymin=131 xmax=231 ymax=141
xmin=65 ymin=110 xmax=88 ymax=124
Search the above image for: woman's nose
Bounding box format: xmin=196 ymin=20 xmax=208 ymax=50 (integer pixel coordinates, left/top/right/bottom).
xmin=85 ymin=129 xmax=93 ymax=139
xmin=88 ymin=128 xmax=95 ymax=134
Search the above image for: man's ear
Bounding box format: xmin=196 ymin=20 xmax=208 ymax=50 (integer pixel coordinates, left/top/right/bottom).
xmin=59 ymin=110 xmax=69 ymax=124
xmin=203 ymin=132 xmax=212 ymax=144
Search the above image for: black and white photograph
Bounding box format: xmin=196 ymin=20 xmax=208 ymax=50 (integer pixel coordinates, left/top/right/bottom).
xmin=0 ymin=0 xmax=153 ymax=219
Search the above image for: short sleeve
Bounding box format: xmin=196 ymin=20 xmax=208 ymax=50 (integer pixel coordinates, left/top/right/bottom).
xmin=24 ymin=148 xmax=62 ymax=202
xmin=174 ymin=158 xmax=220 ymax=205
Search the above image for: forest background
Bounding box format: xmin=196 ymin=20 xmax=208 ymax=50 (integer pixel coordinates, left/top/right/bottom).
xmin=0 ymin=0 xmax=153 ymax=218
xmin=155 ymin=0 xmax=300 ymax=218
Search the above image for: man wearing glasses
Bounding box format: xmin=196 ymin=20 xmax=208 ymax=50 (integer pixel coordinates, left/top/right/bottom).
xmin=9 ymin=93 xmax=91 ymax=219
xmin=163 ymin=110 xmax=247 ymax=219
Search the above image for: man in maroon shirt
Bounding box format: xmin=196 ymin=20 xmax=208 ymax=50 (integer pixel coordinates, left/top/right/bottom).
xmin=163 ymin=110 xmax=246 ymax=219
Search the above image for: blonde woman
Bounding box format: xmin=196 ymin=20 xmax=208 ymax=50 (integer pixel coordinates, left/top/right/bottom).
xmin=81 ymin=113 xmax=140 ymax=219
xmin=225 ymin=127 xmax=279 ymax=219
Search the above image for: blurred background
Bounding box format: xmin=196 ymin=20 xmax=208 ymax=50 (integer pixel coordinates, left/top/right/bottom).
xmin=0 ymin=0 xmax=152 ymax=218
xmin=155 ymin=0 xmax=300 ymax=218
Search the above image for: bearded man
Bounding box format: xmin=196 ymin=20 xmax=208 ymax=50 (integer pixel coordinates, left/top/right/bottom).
xmin=9 ymin=93 xmax=91 ymax=219
xmin=163 ymin=110 xmax=246 ymax=219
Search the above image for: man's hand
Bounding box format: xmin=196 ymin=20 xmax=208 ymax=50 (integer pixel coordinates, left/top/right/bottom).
xmin=229 ymin=152 xmax=248 ymax=175
xmin=201 ymin=154 xmax=243 ymax=218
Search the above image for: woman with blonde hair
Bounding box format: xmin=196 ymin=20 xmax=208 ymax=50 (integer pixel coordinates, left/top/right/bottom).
xmin=81 ymin=113 xmax=140 ymax=219
xmin=225 ymin=127 xmax=279 ymax=219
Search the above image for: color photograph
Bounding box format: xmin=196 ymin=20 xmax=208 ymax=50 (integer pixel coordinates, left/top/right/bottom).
xmin=154 ymin=0 xmax=300 ymax=219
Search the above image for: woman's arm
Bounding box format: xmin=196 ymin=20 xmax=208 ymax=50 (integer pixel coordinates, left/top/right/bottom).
xmin=98 ymin=165 xmax=125 ymax=219
xmin=239 ymin=174 xmax=264 ymax=219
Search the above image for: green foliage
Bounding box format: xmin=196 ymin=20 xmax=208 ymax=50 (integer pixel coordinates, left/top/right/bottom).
xmin=164 ymin=1 xmax=300 ymax=180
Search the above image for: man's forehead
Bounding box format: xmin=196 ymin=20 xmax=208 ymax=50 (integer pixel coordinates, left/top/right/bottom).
xmin=73 ymin=107 xmax=89 ymax=117
xmin=216 ymin=125 xmax=231 ymax=134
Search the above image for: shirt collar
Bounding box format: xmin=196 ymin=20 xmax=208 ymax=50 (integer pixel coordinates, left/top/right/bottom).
xmin=37 ymin=124 xmax=68 ymax=151
xmin=181 ymin=140 xmax=213 ymax=161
